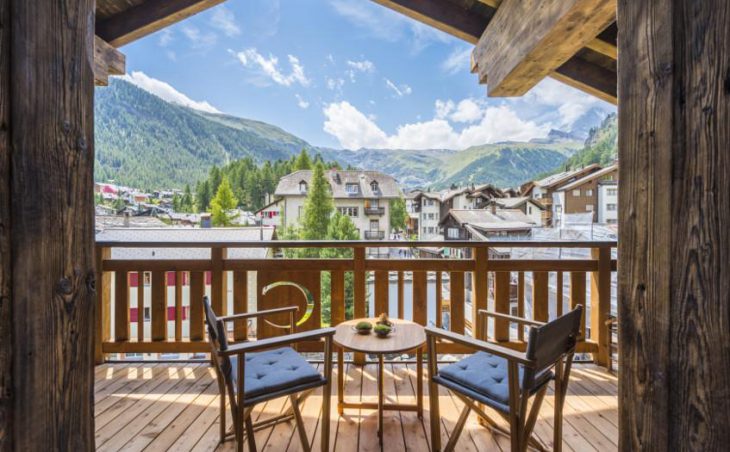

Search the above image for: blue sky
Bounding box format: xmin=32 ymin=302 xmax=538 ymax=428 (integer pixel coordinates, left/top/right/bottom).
xmin=119 ymin=0 xmax=615 ymax=150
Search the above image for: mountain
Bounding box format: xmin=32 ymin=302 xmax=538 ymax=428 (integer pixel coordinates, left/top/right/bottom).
xmin=95 ymin=78 xmax=588 ymax=190
xmin=565 ymin=113 xmax=618 ymax=169
xmin=95 ymin=78 xmax=310 ymax=189
xmin=566 ymin=107 xmax=611 ymax=140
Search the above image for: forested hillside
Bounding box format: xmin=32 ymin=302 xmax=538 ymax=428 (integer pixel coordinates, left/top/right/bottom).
xmin=565 ymin=113 xmax=618 ymax=168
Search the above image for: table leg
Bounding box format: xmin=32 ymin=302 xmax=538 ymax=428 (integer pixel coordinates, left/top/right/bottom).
xmin=417 ymin=347 xmax=423 ymax=419
xmin=378 ymin=354 xmax=384 ymax=445
xmin=338 ymin=347 xmax=344 ymax=416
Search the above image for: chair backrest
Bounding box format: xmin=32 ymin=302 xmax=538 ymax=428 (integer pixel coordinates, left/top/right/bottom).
xmin=523 ymin=305 xmax=583 ymax=387
xmin=203 ymin=296 xmax=234 ymax=383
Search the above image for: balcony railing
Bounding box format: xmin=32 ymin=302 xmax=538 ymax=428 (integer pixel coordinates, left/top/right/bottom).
xmin=364 ymin=230 xmax=385 ymax=239
xmin=94 ymin=237 xmax=617 ymax=367
xmin=364 ymin=206 xmax=385 ymax=216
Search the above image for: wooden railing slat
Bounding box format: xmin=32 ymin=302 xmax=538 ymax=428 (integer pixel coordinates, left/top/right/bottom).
xmin=374 ymin=270 xmax=389 ymax=316
xmin=449 ymin=271 xmax=465 ymax=334
xmin=211 ymin=247 xmax=226 ymax=315
xmin=330 ymin=270 xmax=345 ymax=325
xmin=189 ymin=271 xmax=204 ymax=341
xmin=233 ymin=270 xmax=248 ymax=341
xmin=494 ymin=271 xmax=511 ymax=341
xmin=175 ymin=271 xmax=183 ymax=342
xmin=114 ymin=271 xmax=129 ymax=342
xmin=353 ymin=248 xmax=366 ymax=364
xmin=95 ymin=247 xmax=111 ymax=364
xmin=532 ymin=271 xmax=549 ymax=322
xmin=591 ymin=247 xmax=611 ymax=365
xmin=517 ymin=272 xmax=525 ymax=342
xmin=435 ymin=272 xmax=443 ymax=328
xmin=472 ymin=247 xmax=489 ymax=340
xmin=556 ymin=271 xmax=564 ymax=317
xmin=570 ymin=271 xmax=587 ymax=339
xmin=151 ymin=270 xmax=167 ymax=341
xmin=412 ymin=271 xmax=427 ymax=326
xmin=137 ymin=271 xmax=144 ymax=342
xmin=397 ymin=271 xmax=404 ymax=319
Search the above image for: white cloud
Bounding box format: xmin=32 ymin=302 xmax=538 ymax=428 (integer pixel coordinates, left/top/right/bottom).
xmin=441 ymin=46 xmax=471 ymax=75
xmin=295 ymin=94 xmax=310 ymax=109
xmin=210 ymin=6 xmax=241 ymax=37
xmin=326 ymin=77 xmax=345 ymax=92
xmin=450 ymin=99 xmax=483 ymax=123
xmin=323 ymin=101 xmax=388 ymax=149
xmin=346 ymin=59 xmax=375 ymax=73
xmin=525 ymin=78 xmax=611 ymax=129
xmin=122 ymin=71 xmax=221 ymax=114
xmin=181 ymin=25 xmax=217 ymax=49
xmin=158 ymin=29 xmax=174 ymax=47
xmin=233 ymin=48 xmax=310 ymax=87
xmin=385 ymin=78 xmax=412 ymax=98
xmin=435 ymin=100 xmax=455 ymax=119
xmin=322 ymin=100 xmax=549 ymax=151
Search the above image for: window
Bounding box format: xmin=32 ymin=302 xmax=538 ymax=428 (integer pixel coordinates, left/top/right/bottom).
xmin=143 ymin=307 xmax=151 ymax=322
xmin=370 ymin=220 xmax=379 ymax=231
xmin=370 ymin=181 xmax=379 ymax=192
xmin=586 ymin=189 xmax=593 ymax=196
xmin=299 ymin=181 xmax=308 ymax=193
xmin=448 ymin=228 xmax=460 ymax=239
xmin=607 ymin=219 xmax=618 ymax=224
xmin=428 ymin=213 xmax=436 ymax=220
xmin=143 ymin=272 xmax=151 ymax=286
xmin=428 ymin=227 xmax=435 ymax=234
xmin=338 ymin=206 xmax=359 ymax=217
xmin=607 ymin=188 xmax=618 ymax=196
xmin=572 ymin=189 xmax=581 ymax=197
xmin=607 ymin=203 xmax=617 ymax=211
xmin=345 ymin=183 xmax=359 ymax=194
xmin=528 ymin=206 xmax=532 ymax=215
xmin=586 ymin=205 xmax=594 ymax=212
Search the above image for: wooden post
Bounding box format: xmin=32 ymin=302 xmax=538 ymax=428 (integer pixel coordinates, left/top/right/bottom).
xmin=95 ymin=247 xmax=112 ymax=364
xmin=590 ymin=247 xmax=610 ymax=366
xmin=353 ymin=247 xmax=366 ymax=364
xmin=472 ymin=247 xmax=488 ymax=340
xmin=233 ymin=271 xmax=248 ymax=341
xmin=0 ymin=0 xmax=96 ymax=447
xmin=211 ymin=247 xmax=227 ymax=315
xmin=493 ymin=271 xmax=511 ymax=341
xmin=532 ymin=272 xmax=549 ymax=322
xmin=618 ymin=0 xmax=730 ymax=449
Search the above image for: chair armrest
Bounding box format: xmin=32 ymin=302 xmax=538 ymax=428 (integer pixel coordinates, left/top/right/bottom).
xmin=424 ymin=326 xmax=534 ymax=367
xmin=219 ymin=327 xmax=336 ymax=356
xmin=218 ymin=306 xmax=298 ymax=323
xmin=478 ymin=309 xmax=545 ymax=327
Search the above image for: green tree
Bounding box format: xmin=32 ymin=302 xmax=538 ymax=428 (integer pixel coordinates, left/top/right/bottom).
xmin=320 ymin=213 xmax=360 ymax=324
xmin=112 ymin=197 xmax=126 ymax=212
xmin=172 ymin=193 xmax=182 ymax=212
xmin=293 ymin=149 xmax=313 ymax=171
xmin=196 ymin=180 xmax=211 ymax=212
xmin=181 ymin=184 xmax=194 ymax=212
xmin=300 ymin=162 xmax=333 ymax=240
xmin=210 ymin=176 xmax=239 ymax=226
xmin=389 ymin=196 xmax=407 ymax=233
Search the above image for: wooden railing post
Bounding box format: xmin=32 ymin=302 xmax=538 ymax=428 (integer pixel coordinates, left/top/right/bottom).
xmin=472 ymin=247 xmax=488 ymax=340
xmin=532 ymin=271 xmax=549 ymax=322
xmin=591 ymin=247 xmax=611 ymax=366
xmin=95 ymin=246 xmax=111 ymax=364
xmin=353 ymin=247 xmax=366 ymax=364
xmin=233 ymin=271 xmax=248 ymax=341
xmin=211 ymin=247 xmax=227 ymax=315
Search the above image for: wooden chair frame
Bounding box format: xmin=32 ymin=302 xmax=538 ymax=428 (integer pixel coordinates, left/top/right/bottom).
xmin=205 ymin=302 xmax=335 ymax=452
xmin=426 ymin=309 xmax=578 ymax=452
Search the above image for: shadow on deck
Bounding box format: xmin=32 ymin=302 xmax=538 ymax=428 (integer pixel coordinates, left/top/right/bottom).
xmin=94 ymin=362 xmax=618 ymax=451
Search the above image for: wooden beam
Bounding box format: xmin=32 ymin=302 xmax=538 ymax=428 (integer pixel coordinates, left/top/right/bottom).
xmin=0 ymin=0 xmax=11 ymax=445
xmin=372 ymin=0 xmax=491 ymax=45
xmin=5 ymin=0 xmax=96 ymax=448
xmin=477 ymin=0 xmax=617 ymax=59
xmin=553 ymin=53 xmax=617 ymax=104
xmin=96 ymin=0 xmax=225 ymax=47
xmin=94 ymin=35 xmax=125 ymax=86
xmin=472 ymin=0 xmax=616 ymax=96
xmin=618 ymin=0 xmax=730 ymax=449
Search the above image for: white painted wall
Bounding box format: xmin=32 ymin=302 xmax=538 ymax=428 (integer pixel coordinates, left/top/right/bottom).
xmin=419 ymin=198 xmax=442 ymax=240
xmin=597 ymin=184 xmax=619 ymax=224
xmin=281 ymin=195 xmax=392 ymax=239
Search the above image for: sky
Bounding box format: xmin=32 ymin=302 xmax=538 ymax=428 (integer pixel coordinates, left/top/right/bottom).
xmin=118 ymin=0 xmax=615 ymax=151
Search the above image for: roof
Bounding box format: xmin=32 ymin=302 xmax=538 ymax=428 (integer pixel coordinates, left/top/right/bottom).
xmin=557 ymin=164 xmax=618 ymax=192
xmin=492 ymin=197 xmax=546 ymax=210
xmin=95 ymin=215 xmax=167 ymax=230
xmin=534 ymin=164 xmax=602 ymax=190
xmin=275 ymin=170 xmax=402 ymax=199
xmin=440 ymin=209 xmax=535 ymax=231
xmin=254 ymin=198 xmax=282 ymax=214
xmin=96 ymin=227 xmax=275 ymax=260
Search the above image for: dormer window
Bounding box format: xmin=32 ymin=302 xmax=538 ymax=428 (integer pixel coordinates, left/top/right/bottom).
xmin=299 ymin=181 xmax=308 ymax=194
xmin=345 ymin=183 xmax=359 ymax=194
xmin=370 ymin=181 xmax=379 ymax=192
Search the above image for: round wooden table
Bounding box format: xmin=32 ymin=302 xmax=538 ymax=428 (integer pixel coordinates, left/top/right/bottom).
xmin=334 ymin=318 xmax=426 ymax=444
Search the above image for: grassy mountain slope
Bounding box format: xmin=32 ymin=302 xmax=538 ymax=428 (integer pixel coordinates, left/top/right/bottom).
xmin=565 ymin=113 xmax=617 ymax=169
xmin=95 ymin=79 xmax=309 ymax=189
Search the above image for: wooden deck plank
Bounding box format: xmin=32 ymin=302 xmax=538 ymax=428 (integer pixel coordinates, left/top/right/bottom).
xmin=92 ymin=362 xmax=619 ymax=452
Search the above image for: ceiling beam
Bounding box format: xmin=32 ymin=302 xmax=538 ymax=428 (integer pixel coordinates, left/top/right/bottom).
xmin=553 ymin=54 xmax=617 ymax=104
xmin=476 ymin=0 xmax=617 ymax=59
xmin=96 ymin=0 xmax=225 ymax=47
xmin=472 ymin=0 xmax=616 ymax=97
xmin=371 ymin=0 xmax=491 ymax=45
xmin=94 ymin=36 xmax=126 ymax=86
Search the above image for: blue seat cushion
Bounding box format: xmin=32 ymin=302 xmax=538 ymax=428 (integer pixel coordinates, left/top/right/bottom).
xmin=230 ymin=347 xmax=323 ymax=400
xmin=436 ymin=351 xmax=553 ymax=413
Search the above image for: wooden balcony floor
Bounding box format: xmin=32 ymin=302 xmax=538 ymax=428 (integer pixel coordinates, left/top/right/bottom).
xmin=94 ymin=362 xmax=618 ymax=451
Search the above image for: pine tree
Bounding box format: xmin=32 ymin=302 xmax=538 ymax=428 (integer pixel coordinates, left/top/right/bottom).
xmin=389 ymin=196 xmax=408 ymax=233
xmin=181 ymin=184 xmax=194 ymax=212
xmin=195 ymin=180 xmax=212 ymax=212
xmin=300 ymin=162 xmax=333 ymax=240
xmin=172 ymin=193 xmax=182 ymax=212
xmin=293 ymin=149 xmax=313 ymax=171
xmin=210 ymin=176 xmax=238 ymax=226
xmin=320 ymin=213 xmax=360 ymax=323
